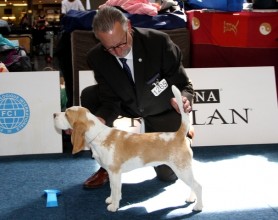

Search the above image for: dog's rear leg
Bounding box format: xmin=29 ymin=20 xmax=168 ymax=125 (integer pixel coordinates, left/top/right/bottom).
xmin=105 ymin=172 xmax=122 ymax=212
xmin=175 ymin=167 xmax=203 ymax=211
xmin=186 ymin=180 xmax=203 ymax=211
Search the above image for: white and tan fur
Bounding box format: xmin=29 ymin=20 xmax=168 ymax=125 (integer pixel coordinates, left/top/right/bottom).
xmin=54 ymin=85 xmax=203 ymax=212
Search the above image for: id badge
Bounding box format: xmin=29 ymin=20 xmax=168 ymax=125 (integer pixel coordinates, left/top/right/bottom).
xmin=151 ymin=79 xmax=168 ymax=96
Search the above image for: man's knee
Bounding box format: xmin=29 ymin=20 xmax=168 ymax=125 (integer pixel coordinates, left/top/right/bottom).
xmin=80 ymin=85 xmax=100 ymax=113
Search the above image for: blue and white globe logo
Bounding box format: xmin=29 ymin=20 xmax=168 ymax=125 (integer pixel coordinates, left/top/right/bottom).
xmin=0 ymin=93 xmax=30 ymax=134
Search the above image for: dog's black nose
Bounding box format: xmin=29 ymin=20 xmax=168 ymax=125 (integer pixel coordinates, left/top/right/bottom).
xmin=53 ymin=113 xmax=57 ymax=118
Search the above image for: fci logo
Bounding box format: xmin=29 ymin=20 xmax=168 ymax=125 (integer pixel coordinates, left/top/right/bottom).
xmin=0 ymin=93 xmax=30 ymax=134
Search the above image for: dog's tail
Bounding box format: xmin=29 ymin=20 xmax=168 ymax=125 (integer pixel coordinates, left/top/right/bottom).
xmin=171 ymin=85 xmax=190 ymax=135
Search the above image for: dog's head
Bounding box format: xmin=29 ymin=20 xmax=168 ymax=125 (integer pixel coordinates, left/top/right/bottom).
xmin=54 ymin=106 xmax=92 ymax=154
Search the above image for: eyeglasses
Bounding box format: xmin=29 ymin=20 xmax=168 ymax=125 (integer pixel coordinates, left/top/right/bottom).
xmin=103 ymin=32 xmax=128 ymax=52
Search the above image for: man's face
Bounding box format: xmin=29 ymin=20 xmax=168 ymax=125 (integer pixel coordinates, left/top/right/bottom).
xmin=97 ymin=21 xmax=132 ymax=58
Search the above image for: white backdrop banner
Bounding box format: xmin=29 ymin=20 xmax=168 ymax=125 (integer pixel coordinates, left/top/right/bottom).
xmin=187 ymin=66 xmax=278 ymax=146
xmin=79 ymin=67 xmax=278 ymax=147
xmin=0 ymin=71 xmax=62 ymax=156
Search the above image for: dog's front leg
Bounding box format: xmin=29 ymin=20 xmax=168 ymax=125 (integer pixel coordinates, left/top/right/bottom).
xmin=105 ymin=172 xmax=122 ymax=212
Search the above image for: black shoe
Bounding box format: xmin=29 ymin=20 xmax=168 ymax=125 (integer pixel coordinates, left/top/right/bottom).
xmin=154 ymin=165 xmax=177 ymax=182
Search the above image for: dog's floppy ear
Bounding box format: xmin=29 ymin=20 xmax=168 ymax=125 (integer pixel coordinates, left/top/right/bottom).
xmin=71 ymin=121 xmax=87 ymax=154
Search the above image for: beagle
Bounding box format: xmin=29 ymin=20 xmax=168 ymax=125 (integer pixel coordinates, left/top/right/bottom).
xmin=54 ymin=85 xmax=203 ymax=212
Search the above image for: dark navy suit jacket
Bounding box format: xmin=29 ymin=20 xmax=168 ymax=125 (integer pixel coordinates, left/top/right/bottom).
xmin=86 ymin=27 xmax=193 ymax=129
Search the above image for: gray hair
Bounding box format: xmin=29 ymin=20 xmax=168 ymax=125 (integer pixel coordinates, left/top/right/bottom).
xmin=92 ymin=6 xmax=128 ymax=37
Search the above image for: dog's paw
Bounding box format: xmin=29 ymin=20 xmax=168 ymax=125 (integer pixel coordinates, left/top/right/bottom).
xmin=107 ymin=203 xmax=119 ymax=212
xmin=186 ymin=191 xmax=196 ymax=203
xmin=186 ymin=196 xmax=196 ymax=203
xmin=186 ymin=197 xmax=196 ymax=203
xmin=105 ymin=196 xmax=112 ymax=204
xmin=193 ymin=203 xmax=203 ymax=212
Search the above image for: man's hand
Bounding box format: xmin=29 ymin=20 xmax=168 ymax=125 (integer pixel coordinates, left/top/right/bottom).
xmin=171 ymin=96 xmax=191 ymax=114
xmin=65 ymin=129 xmax=72 ymax=135
xmin=97 ymin=117 xmax=106 ymax=124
